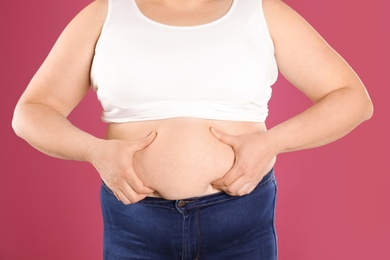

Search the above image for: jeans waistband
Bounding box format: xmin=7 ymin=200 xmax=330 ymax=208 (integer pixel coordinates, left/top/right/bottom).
xmin=137 ymin=168 xmax=275 ymax=211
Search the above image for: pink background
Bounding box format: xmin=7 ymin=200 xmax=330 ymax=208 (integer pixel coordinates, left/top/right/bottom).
xmin=1 ymin=0 xmax=389 ymax=259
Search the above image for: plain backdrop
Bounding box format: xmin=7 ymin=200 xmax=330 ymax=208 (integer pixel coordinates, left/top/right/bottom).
xmin=1 ymin=0 xmax=389 ymax=259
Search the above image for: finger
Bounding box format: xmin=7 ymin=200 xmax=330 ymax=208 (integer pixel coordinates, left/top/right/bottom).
xmin=227 ymin=178 xmax=256 ymax=196
xmin=212 ymin=159 xmax=250 ymax=187
xmin=112 ymin=190 xmax=121 ymax=201
xmin=212 ymin=165 xmax=243 ymax=188
xmin=214 ymin=174 xmax=256 ymax=196
xmin=210 ymin=127 xmax=238 ymax=147
xmin=132 ymin=132 xmax=157 ymax=151
xmin=223 ymin=168 xmax=271 ymax=196
xmin=120 ymin=183 xmax=148 ymax=204
xmin=116 ymin=189 xmax=132 ymax=205
xmin=126 ymin=168 xmax=155 ymax=194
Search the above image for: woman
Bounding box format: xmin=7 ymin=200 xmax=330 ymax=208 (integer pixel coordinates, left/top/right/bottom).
xmin=12 ymin=0 xmax=373 ymax=259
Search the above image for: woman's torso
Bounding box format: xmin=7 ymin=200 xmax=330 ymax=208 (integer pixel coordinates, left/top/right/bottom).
xmin=92 ymin=0 xmax=277 ymax=199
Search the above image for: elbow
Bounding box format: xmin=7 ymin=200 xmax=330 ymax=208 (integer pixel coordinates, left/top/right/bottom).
xmin=360 ymin=93 xmax=374 ymax=122
xmin=12 ymin=106 xmax=24 ymax=138
xmin=347 ymin=82 xmax=374 ymax=123
xmin=12 ymin=103 xmax=30 ymax=139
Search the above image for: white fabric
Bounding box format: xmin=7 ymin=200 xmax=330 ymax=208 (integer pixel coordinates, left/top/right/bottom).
xmin=90 ymin=0 xmax=278 ymax=123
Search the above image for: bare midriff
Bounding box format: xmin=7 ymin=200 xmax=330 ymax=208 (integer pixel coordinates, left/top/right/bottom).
xmin=105 ymin=117 xmax=267 ymax=200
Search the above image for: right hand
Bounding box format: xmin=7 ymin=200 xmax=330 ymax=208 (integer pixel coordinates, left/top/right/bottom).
xmin=89 ymin=132 xmax=157 ymax=205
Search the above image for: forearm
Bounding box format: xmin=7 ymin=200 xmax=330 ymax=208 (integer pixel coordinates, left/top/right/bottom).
xmin=268 ymin=86 xmax=373 ymax=154
xmin=12 ymin=103 xmax=101 ymax=162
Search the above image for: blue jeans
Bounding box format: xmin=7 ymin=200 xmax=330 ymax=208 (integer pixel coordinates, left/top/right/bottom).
xmin=100 ymin=169 xmax=278 ymax=260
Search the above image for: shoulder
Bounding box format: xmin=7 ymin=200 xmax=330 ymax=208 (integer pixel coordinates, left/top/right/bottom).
xmin=92 ymin=0 xmax=108 ymax=11
xmin=56 ymin=0 xmax=108 ymax=47
xmin=61 ymin=0 xmax=108 ymax=34
xmin=76 ymin=0 xmax=108 ymax=27
xmin=261 ymin=0 xmax=306 ymax=39
xmin=260 ymin=0 xmax=323 ymax=54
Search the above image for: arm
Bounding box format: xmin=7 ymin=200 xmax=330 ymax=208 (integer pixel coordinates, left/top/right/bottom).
xmin=211 ymin=0 xmax=373 ymax=195
xmin=12 ymin=0 xmax=154 ymax=204
xmin=264 ymin=0 xmax=373 ymax=152
xmin=12 ymin=0 xmax=105 ymax=161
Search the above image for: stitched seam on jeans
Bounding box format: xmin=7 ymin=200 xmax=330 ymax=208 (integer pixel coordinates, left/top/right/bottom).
xmin=136 ymin=203 xmax=176 ymax=211
xmin=181 ymin=214 xmax=186 ymax=259
xmin=195 ymin=207 xmax=201 ymax=259
xmin=185 ymin=197 xmax=237 ymax=210
xmin=133 ymin=174 xmax=275 ymax=210
xmin=271 ymin=179 xmax=278 ymax=259
xmin=185 ymin=176 xmax=275 ymax=210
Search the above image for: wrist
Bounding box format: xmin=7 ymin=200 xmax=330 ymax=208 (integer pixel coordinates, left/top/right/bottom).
xmin=84 ymin=138 xmax=106 ymax=165
xmin=263 ymin=128 xmax=284 ymax=155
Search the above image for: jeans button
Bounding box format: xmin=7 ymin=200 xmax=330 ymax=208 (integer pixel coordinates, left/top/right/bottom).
xmin=177 ymin=200 xmax=187 ymax=207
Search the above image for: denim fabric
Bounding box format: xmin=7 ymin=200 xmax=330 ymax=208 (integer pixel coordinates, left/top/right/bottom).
xmin=100 ymin=169 xmax=278 ymax=260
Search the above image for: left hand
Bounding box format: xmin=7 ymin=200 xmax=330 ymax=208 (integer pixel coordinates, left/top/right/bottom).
xmin=210 ymin=127 xmax=277 ymax=196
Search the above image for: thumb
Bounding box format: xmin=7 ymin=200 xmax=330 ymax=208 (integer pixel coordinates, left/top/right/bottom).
xmin=210 ymin=127 xmax=237 ymax=147
xmin=132 ymin=132 xmax=157 ymax=150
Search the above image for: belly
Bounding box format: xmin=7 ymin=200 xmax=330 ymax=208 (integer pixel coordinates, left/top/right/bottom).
xmin=105 ymin=117 xmax=267 ymax=199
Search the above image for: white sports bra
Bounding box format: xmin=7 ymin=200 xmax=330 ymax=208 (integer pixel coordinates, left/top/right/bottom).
xmin=90 ymin=0 xmax=278 ymax=123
